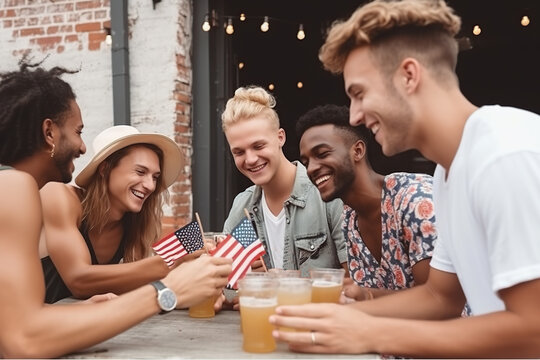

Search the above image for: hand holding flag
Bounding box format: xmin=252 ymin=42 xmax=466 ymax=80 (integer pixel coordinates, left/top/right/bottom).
xmin=153 ymin=220 xmax=205 ymax=267
xmin=209 ymin=216 xmax=266 ymax=289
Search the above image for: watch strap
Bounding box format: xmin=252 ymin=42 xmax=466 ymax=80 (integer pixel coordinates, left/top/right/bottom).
xmin=150 ymin=280 xmax=166 ymax=292
xmin=150 ymin=280 xmax=172 ymax=314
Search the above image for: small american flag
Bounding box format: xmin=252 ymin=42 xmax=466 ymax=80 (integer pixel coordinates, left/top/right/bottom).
xmin=209 ymin=217 xmax=266 ymax=289
xmin=153 ymin=220 xmax=204 ymax=267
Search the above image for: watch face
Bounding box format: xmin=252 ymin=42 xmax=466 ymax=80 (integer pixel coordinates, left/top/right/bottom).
xmin=158 ymin=289 xmax=177 ymax=312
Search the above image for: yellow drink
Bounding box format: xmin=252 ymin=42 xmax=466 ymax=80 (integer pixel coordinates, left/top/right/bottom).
xmin=277 ymin=290 xmax=312 ymax=305
xmin=188 ymin=296 xmax=215 ymax=318
xmin=277 ymin=278 xmax=312 ymax=331
xmin=277 ymin=278 xmax=312 ymax=305
xmin=240 ymin=297 xmax=277 ymax=353
xmin=311 ymin=280 xmax=342 ymax=303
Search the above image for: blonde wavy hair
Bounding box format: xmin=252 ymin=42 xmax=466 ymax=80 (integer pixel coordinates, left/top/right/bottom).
xmin=81 ymin=144 xmax=168 ymax=262
xmin=221 ymin=86 xmax=280 ymax=132
xmin=320 ymin=0 xmax=461 ymax=82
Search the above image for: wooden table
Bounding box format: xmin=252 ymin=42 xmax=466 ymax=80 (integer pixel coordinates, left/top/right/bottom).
xmin=61 ymin=309 xmax=378 ymax=359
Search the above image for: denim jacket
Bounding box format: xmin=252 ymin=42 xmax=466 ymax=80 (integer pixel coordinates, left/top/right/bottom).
xmin=223 ymin=161 xmax=347 ymax=277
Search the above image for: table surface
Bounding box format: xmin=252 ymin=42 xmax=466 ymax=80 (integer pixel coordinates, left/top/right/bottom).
xmin=61 ymin=309 xmax=378 ymax=359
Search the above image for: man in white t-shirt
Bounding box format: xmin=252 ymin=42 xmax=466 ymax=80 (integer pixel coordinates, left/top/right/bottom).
xmin=269 ymin=0 xmax=540 ymax=357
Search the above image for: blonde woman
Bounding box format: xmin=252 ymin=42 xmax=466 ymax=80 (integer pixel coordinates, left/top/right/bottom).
xmin=40 ymin=125 xmax=201 ymax=303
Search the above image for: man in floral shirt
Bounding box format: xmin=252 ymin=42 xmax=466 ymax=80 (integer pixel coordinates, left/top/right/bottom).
xmin=297 ymin=104 xmax=437 ymax=301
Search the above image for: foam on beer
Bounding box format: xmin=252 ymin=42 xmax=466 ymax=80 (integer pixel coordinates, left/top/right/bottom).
xmin=239 ymin=296 xmax=278 ymax=307
xmin=312 ymin=279 xmax=339 ymax=287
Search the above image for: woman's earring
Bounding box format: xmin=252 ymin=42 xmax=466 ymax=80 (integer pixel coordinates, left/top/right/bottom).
xmin=50 ymin=143 xmax=55 ymax=158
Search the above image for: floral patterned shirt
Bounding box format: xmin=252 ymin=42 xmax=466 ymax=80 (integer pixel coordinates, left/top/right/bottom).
xmin=343 ymin=173 xmax=437 ymax=289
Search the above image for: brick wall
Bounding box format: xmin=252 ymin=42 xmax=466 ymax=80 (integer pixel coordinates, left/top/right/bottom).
xmin=0 ymin=0 xmax=194 ymax=237
xmin=168 ymin=0 xmax=193 ymax=234
xmin=1 ymin=0 xmax=111 ymax=55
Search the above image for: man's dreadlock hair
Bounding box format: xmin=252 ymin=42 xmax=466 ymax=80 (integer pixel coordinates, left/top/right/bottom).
xmin=0 ymin=57 xmax=78 ymax=165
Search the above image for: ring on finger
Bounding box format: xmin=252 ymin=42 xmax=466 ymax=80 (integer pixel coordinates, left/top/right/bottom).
xmin=310 ymin=330 xmax=316 ymax=345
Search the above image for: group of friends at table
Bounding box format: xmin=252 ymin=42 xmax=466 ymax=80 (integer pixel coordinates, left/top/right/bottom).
xmin=1 ymin=0 xmax=539 ymax=358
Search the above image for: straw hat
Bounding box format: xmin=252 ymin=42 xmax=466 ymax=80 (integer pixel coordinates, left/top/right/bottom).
xmin=75 ymin=125 xmax=183 ymax=189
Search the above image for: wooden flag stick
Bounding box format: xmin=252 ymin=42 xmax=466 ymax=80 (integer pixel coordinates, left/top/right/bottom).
xmin=243 ymin=208 xmax=268 ymax=272
xmin=194 ymin=212 xmax=209 ymax=253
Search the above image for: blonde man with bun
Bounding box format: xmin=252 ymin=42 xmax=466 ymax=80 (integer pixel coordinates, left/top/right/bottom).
xmin=222 ymin=86 xmax=348 ymax=284
xmin=270 ymin=0 xmax=540 ymax=357
xmin=40 ymin=125 xmax=206 ymax=303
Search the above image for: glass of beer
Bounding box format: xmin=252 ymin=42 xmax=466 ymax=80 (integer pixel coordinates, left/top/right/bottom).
xmin=238 ymin=277 xmax=279 ymax=353
xmin=188 ymin=295 xmax=216 ymax=318
xmin=277 ymin=277 xmax=312 ymax=331
xmin=310 ymin=268 xmax=345 ymax=303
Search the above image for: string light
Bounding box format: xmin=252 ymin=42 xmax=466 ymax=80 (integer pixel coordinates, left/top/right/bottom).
xmin=104 ymin=26 xmax=112 ymax=46
xmin=202 ymin=15 xmax=211 ymax=32
xmin=297 ymin=24 xmax=305 ymax=40
xmin=260 ymin=16 xmax=270 ymax=32
xmin=201 ymin=8 xmax=534 ymax=45
xmin=201 ymin=12 xmax=311 ymax=40
xmin=199 ymin=8 xmax=535 ymax=92
xmin=225 ymin=18 xmax=234 ymax=35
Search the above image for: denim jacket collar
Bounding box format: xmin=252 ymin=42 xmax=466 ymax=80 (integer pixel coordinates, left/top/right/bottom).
xmin=248 ymin=161 xmax=310 ymax=211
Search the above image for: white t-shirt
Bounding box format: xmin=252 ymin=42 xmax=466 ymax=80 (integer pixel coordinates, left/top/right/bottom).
xmin=261 ymin=191 xmax=286 ymax=269
xmin=431 ymin=105 xmax=540 ymax=315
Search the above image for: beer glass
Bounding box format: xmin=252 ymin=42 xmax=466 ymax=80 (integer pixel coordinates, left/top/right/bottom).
xmin=238 ymin=277 xmax=279 ymax=353
xmin=310 ymin=268 xmax=345 ymax=303
xmin=277 ymin=277 xmax=312 ymax=331
xmin=188 ymin=295 xmax=215 ymax=318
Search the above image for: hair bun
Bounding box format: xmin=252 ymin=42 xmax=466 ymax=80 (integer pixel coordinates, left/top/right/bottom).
xmin=234 ymin=86 xmax=276 ymax=109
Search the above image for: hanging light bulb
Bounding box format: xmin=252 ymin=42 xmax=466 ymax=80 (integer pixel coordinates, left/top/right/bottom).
xmin=297 ymin=81 xmax=303 ymax=89
xmin=240 ymin=13 xmax=246 ymax=21
xmin=260 ymin=16 xmax=269 ymax=32
xmin=297 ymin=24 xmax=305 ymax=40
xmin=521 ymin=15 xmax=530 ymax=27
xmin=268 ymin=83 xmax=275 ymax=91
xmin=104 ymin=27 xmax=112 ymax=46
xmin=238 ymin=62 xmax=245 ymax=70
xmin=225 ymin=18 xmax=234 ymax=35
xmin=472 ymin=25 xmax=481 ymax=36
xmin=202 ymin=15 xmax=211 ymax=32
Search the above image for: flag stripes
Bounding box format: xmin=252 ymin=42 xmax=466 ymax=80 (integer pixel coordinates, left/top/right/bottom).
xmin=152 ymin=220 xmax=204 ymax=267
xmin=209 ymin=216 xmax=266 ymax=289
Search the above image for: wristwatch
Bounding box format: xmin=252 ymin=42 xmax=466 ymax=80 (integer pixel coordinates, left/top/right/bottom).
xmin=150 ymin=280 xmax=177 ymax=314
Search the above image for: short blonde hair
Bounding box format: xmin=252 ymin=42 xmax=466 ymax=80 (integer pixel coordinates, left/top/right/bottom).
xmin=320 ymin=0 xmax=461 ymax=76
xmin=221 ymin=86 xmax=280 ymax=132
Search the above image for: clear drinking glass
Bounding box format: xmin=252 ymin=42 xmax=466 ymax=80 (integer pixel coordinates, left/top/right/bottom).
xmin=188 ymin=295 xmax=216 ymax=318
xmin=238 ymin=277 xmax=279 ymax=353
xmin=309 ymin=268 xmax=345 ymax=303
xmin=277 ymin=277 xmax=312 ymax=331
